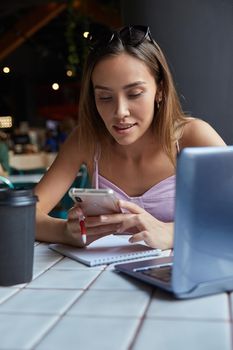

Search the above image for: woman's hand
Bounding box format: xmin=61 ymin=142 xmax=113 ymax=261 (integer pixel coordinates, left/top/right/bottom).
xmin=65 ymin=205 xmax=121 ymax=247
xmin=65 ymin=200 xmax=173 ymax=250
xmin=99 ymin=200 xmax=174 ymax=250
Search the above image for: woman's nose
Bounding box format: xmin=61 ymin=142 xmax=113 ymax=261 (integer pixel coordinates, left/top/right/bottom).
xmin=114 ymin=96 xmax=130 ymax=118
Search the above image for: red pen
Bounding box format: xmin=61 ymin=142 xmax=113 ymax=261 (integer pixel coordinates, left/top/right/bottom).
xmin=79 ymin=215 xmax=87 ymax=245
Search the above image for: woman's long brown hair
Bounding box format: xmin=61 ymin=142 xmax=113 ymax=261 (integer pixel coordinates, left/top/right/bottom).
xmin=77 ymin=31 xmax=189 ymax=164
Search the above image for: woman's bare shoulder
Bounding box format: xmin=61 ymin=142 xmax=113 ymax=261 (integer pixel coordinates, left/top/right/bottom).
xmin=180 ymin=118 xmax=226 ymax=148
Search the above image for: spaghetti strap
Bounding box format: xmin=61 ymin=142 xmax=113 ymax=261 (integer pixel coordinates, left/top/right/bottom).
xmin=93 ymin=146 xmax=101 ymax=189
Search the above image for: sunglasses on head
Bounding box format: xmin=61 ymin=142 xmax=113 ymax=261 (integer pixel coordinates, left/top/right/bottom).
xmin=87 ymin=25 xmax=154 ymax=50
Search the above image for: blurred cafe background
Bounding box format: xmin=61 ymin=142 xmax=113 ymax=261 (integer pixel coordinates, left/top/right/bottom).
xmin=0 ymin=0 xmax=232 ymax=181
xmin=0 ymin=0 xmax=121 ymax=179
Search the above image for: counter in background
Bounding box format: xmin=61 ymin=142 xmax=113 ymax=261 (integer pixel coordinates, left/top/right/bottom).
xmin=9 ymin=174 xmax=43 ymax=184
xmin=9 ymin=152 xmax=57 ymax=172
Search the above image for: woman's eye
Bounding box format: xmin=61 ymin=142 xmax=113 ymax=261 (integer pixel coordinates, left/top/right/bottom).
xmin=97 ymin=95 xmax=112 ymax=101
xmin=128 ymin=90 xmax=143 ymax=98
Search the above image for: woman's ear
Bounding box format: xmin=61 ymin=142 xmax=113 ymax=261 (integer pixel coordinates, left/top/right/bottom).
xmin=155 ymin=82 xmax=163 ymax=109
xmin=155 ymin=81 xmax=163 ymax=103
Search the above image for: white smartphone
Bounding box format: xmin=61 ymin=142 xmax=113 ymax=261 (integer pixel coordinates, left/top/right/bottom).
xmin=68 ymin=188 xmax=121 ymax=216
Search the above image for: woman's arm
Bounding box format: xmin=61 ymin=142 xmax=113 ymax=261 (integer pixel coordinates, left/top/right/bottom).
xmin=35 ymin=128 xmax=122 ymax=246
xmin=34 ymin=128 xmax=85 ymax=244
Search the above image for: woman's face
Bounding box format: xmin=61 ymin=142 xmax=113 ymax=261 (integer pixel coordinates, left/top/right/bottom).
xmin=91 ymin=53 xmax=160 ymax=146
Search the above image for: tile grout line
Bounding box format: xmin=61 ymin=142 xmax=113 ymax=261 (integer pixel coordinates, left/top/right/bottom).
xmin=127 ymin=287 xmax=155 ymax=350
xmin=30 ymin=269 xmax=108 ymax=349
xmin=29 ymin=315 xmax=65 ymax=350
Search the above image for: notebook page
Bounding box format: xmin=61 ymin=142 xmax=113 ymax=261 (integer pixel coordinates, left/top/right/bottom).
xmin=49 ymin=234 xmax=161 ymax=266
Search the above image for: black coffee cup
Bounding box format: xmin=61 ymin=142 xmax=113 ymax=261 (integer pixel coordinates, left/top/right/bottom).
xmin=0 ymin=188 xmax=38 ymax=286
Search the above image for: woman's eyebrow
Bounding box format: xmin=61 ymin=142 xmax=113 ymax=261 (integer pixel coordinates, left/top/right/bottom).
xmin=94 ymin=81 xmax=146 ymax=91
xmin=124 ymin=81 xmax=146 ymax=89
xmin=94 ymin=85 xmax=112 ymax=91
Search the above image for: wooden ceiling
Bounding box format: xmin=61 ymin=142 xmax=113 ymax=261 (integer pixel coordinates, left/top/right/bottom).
xmin=0 ymin=0 xmax=122 ymax=62
xmin=0 ymin=1 xmax=122 ymax=122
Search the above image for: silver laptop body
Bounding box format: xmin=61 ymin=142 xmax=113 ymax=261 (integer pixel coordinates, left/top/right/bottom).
xmin=115 ymin=147 xmax=233 ymax=298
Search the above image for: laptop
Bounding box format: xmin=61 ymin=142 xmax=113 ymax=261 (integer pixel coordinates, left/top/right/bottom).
xmin=115 ymin=146 xmax=233 ymax=298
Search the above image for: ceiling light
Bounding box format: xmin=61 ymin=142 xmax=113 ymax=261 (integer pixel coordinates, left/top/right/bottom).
xmin=3 ymin=66 xmax=10 ymax=74
xmin=52 ymin=83 xmax=59 ymax=90
xmin=66 ymin=69 xmax=73 ymax=77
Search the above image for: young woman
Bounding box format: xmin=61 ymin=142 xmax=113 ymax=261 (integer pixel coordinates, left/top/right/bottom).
xmin=35 ymin=25 xmax=225 ymax=249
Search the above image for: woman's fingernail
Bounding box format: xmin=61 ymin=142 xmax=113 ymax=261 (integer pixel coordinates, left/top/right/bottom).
xmin=100 ymin=215 xmax=108 ymax=222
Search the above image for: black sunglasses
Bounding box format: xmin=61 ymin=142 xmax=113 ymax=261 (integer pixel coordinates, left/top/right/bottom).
xmin=87 ymin=25 xmax=154 ymax=50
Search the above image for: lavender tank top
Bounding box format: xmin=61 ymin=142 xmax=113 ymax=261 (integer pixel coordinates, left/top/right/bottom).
xmin=92 ymin=145 xmax=179 ymax=222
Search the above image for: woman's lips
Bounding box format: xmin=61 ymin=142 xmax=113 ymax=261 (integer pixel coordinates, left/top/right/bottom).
xmin=113 ymin=123 xmax=137 ymax=133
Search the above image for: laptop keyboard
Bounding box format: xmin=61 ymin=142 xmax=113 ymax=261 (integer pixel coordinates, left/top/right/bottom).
xmin=141 ymin=265 xmax=172 ymax=283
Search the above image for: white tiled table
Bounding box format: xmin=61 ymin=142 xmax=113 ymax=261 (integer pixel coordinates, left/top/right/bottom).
xmin=0 ymin=242 xmax=232 ymax=350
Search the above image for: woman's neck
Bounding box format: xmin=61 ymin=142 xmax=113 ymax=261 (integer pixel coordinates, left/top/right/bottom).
xmin=109 ymin=132 xmax=160 ymax=161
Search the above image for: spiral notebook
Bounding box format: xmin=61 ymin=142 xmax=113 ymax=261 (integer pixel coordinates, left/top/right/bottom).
xmin=49 ymin=234 xmax=161 ymax=267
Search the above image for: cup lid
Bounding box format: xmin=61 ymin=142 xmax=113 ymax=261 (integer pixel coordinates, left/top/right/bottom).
xmin=0 ymin=188 xmax=38 ymax=206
